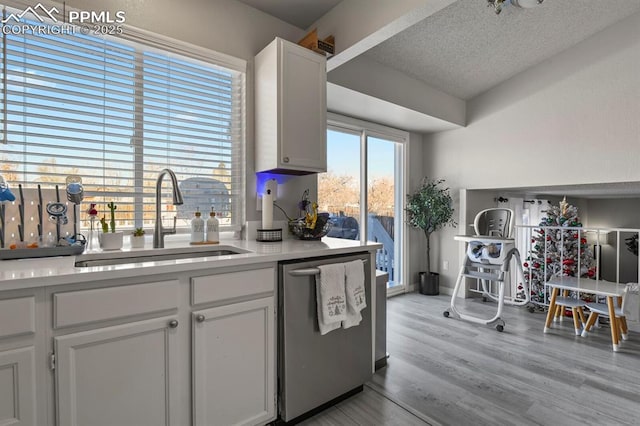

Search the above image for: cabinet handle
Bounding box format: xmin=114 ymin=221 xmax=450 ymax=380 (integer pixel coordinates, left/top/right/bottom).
xmin=195 ymin=314 xmax=205 ymax=323
xmin=168 ymin=320 xmax=179 ymax=328
xmin=282 ymin=156 xmax=290 ymax=163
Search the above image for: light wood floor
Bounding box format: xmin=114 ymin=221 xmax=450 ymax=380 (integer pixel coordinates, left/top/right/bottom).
xmin=302 ymin=293 xmax=640 ymax=426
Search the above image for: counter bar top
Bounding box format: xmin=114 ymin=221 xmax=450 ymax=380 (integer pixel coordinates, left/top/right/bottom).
xmin=0 ymin=237 xmax=382 ymax=291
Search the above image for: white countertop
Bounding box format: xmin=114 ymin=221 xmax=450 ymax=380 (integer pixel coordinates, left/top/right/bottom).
xmin=0 ymin=236 xmax=382 ymax=291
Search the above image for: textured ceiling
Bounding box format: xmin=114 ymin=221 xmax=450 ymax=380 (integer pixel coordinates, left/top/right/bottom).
xmin=364 ymin=0 xmax=640 ymax=100
xmin=235 ymin=0 xmax=342 ymax=28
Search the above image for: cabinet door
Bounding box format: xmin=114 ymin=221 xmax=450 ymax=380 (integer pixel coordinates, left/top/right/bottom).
xmin=280 ymin=42 xmax=326 ymax=172
xmin=55 ymin=316 xmax=180 ymax=426
xmin=193 ymin=297 xmax=275 ymax=426
xmin=0 ymin=347 xmax=36 ymax=426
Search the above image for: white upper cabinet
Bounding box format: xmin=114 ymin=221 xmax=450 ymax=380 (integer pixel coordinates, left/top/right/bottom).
xmin=255 ymin=37 xmax=327 ymax=174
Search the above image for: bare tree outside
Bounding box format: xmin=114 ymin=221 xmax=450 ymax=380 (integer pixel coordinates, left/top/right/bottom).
xmin=368 ymin=176 xmax=394 ymax=216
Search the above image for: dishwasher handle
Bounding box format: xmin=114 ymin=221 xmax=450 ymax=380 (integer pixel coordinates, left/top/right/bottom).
xmin=288 ymin=268 xmax=321 ymax=277
xmin=288 ymin=259 xmax=368 ymax=276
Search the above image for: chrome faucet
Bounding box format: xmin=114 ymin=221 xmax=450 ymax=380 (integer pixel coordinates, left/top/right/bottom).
xmin=153 ymin=168 xmax=184 ymax=248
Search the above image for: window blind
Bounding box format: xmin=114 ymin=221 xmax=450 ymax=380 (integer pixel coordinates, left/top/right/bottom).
xmin=0 ymin=3 xmax=246 ymax=231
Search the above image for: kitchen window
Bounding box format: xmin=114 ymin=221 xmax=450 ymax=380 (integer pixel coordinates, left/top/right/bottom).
xmin=0 ymin=2 xmax=246 ymax=231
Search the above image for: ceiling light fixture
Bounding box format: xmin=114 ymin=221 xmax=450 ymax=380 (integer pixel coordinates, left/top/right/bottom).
xmin=487 ymin=0 xmax=544 ymax=15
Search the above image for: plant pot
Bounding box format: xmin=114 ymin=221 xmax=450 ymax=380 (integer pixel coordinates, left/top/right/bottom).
xmin=130 ymin=235 xmax=145 ymax=249
xmin=99 ymin=232 xmax=123 ymax=250
xmin=418 ymin=272 xmax=439 ymax=295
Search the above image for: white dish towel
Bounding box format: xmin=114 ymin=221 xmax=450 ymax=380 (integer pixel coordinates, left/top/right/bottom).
xmin=343 ymin=259 xmax=367 ymax=329
xmin=316 ymin=263 xmax=347 ymax=335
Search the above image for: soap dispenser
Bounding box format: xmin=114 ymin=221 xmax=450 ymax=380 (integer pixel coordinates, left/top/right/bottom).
xmin=191 ymin=208 xmax=205 ymax=243
xmin=206 ymin=207 xmax=219 ymax=243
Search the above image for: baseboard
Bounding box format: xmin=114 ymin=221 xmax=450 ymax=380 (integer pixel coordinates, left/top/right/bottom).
xmin=408 ymin=282 xmax=455 ymax=296
xmin=374 ymin=353 xmax=389 ymax=371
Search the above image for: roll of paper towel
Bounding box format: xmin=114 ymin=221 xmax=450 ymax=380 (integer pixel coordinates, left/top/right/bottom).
xmin=262 ymin=189 xmax=273 ymax=229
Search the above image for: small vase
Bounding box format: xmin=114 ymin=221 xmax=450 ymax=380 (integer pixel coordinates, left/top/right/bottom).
xmin=99 ymin=232 xmax=124 ymax=250
xmin=130 ymin=235 xmax=145 ymax=249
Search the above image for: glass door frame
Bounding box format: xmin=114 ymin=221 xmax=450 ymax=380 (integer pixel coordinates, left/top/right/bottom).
xmin=327 ymin=113 xmax=410 ymax=295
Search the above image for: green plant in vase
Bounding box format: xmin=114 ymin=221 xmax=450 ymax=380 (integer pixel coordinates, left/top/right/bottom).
xmin=99 ymin=202 xmax=123 ymax=250
xmin=406 ymin=178 xmax=456 ymax=295
xmin=99 ymin=216 xmax=109 ymax=233
xmin=107 ymin=201 xmax=117 ymax=232
xmin=131 ymin=227 xmax=146 ymax=248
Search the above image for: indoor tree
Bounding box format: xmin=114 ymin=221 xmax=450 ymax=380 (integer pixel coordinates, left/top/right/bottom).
xmin=406 ymin=178 xmax=456 ymax=293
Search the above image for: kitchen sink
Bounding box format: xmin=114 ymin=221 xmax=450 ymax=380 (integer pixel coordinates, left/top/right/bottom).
xmin=74 ymin=246 xmax=250 ymax=267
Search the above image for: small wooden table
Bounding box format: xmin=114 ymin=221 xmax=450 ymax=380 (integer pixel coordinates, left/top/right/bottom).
xmin=545 ymin=276 xmax=627 ymax=351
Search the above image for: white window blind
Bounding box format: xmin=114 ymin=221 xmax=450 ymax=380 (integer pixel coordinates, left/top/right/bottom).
xmin=0 ymin=3 xmax=246 ymax=231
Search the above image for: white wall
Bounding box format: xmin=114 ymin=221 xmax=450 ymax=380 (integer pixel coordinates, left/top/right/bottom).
xmin=406 ymin=132 xmax=426 ymax=288
xmin=422 ymin=12 xmax=640 ymax=293
xmin=56 ymin=0 xmax=316 ymax=224
xmin=58 ymin=0 xmax=304 ymax=61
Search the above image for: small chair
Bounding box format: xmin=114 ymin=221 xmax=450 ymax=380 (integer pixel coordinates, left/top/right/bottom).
xmin=581 ymin=284 xmax=632 ymax=342
xmin=553 ymin=289 xmax=587 ymax=336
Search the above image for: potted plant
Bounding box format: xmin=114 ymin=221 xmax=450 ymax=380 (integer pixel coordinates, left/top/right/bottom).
xmin=98 ymin=201 xmax=123 ymax=250
xmin=406 ymin=178 xmax=456 ymax=295
xmin=131 ymin=227 xmax=146 ymax=248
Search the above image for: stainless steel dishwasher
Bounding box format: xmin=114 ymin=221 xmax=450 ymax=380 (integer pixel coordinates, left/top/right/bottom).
xmin=278 ymin=252 xmax=373 ymax=423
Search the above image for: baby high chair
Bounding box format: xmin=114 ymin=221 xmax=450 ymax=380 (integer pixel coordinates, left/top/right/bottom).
xmin=474 ymin=208 xmax=513 ymax=238
xmin=473 ymin=208 xmax=515 ymax=303
xmin=444 ymin=208 xmax=529 ymax=332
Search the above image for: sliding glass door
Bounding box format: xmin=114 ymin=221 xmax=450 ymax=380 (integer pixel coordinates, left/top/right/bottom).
xmin=366 ymin=136 xmax=403 ymax=290
xmin=317 ymin=114 xmax=408 ymax=293
xmin=317 ymin=129 xmax=361 ymax=238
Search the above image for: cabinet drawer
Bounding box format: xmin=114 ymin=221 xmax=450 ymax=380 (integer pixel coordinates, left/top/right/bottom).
xmin=53 ymin=280 xmax=179 ymax=328
xmin=191 ymin=268 xmax=275 ymax=305
xmin=0 ymin=296 xmax=36 ymax=338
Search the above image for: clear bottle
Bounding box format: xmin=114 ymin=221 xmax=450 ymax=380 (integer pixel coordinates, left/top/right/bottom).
xmin=191 ymin=209 xmax=205 ymax=243
xmin=206 ymin=208 xmax=219 ymax=243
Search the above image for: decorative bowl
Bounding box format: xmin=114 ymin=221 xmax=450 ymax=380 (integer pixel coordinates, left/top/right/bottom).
xmin=288 ymin=213 xmax=331 ymax=240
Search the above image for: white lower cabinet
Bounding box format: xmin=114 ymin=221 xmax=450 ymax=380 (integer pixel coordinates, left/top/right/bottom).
xmin=0 ymin=346 xmax=37 ymax=426
xmin=54 ymin=316 xmax=180 ymax=426
xmin=0 ymin=292 xmax=40 ymax=426
xmin=193 ymin=297 xmax=275 ymax=426
xmin=0 ymin=264 xmax=277 ymax=426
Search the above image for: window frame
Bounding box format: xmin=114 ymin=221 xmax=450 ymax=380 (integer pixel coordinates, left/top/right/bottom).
xmin=326 ymin=112 xmax=410 ymax=296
